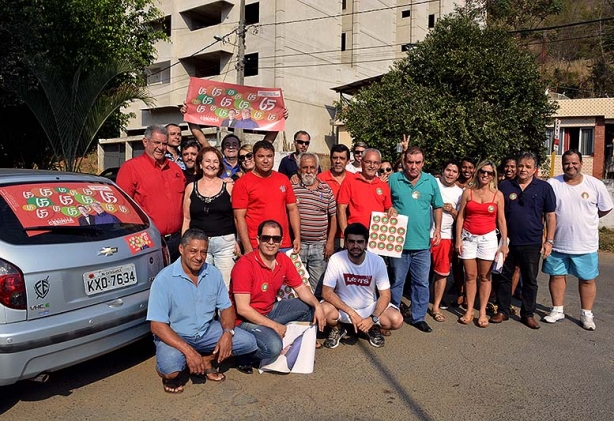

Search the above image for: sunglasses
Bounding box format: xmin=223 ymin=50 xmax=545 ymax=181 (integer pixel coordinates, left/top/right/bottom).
xmin=238 ymin=152 xmax=253 ymax=162
xmin=478 ymin=169 xmax=494 ymax=176
xmin=378 ymin=167 xmax=393 ymax=174
xmin=260 ymin=235 xmax=282 ymax=244
xmin=354 ymin=150 xmax=365 ymax=155
xmin=295 ymin=140 xmax=310 ymax=146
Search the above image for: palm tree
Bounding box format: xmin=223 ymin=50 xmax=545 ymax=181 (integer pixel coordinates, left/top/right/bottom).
xmin=15 ymin=61 xmax=152 ymax=172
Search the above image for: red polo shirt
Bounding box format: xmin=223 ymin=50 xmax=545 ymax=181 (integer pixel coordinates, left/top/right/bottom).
xmin=337 ymin=173 xmax=392 ymax=229
xmin=116 ymin=153 xmax=185 ymax=236
xmin=232 ymin=171 xmax=296 ymax=249
xmin=230 ymin=251 xmax=303 ymax=325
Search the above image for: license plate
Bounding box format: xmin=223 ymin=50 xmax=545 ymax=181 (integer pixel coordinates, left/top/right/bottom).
xmin=83 ymin=264 xmax=137 ymax=296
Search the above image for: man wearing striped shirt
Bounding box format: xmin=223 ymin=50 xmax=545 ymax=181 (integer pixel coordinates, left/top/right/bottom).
xmin=293 ymin=152 xmax=337 ymax=295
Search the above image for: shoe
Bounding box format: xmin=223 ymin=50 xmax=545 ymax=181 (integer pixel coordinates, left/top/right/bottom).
xmin=439 ymin=300 xmax=449 ymax=310
xmin=490 ymin=312 xmax=509 ymax=323
xmin=521 ymin=316 xmax=540 ymax=330
xmin=543 ymin=309 xmax=565 ymax=324
xmin=581 ymin=314 xmax=596 ymax=331
xmin=367 ymin=325 xmax=385 ymax=347
xmin=236 ymin=364 xmax=253 ymax=374
xmin=400 ymin=302 xmax=412 ymax=319
xmin=323 ymin=326 xmax=347 ymax=349
xmin=412 ymin=321 xmax=433 ymax=333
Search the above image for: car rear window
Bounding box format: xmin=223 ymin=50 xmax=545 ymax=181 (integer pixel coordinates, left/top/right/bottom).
xmin=0 ymin=181 xmax=150 ymax=245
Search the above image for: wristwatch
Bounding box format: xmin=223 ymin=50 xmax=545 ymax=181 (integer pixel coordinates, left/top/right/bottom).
xmin=370 ymin=315 xmax=380 ymax=325
xmin=223 ymin=328 xmax=235 ymax=336
xmin=546 ymin=239 xmax=554 ymax=245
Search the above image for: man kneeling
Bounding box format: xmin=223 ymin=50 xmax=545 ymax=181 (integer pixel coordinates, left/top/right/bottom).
xmin=321 ymin=223 xmax=403 ymax=348
xmin=147 ymin=229 xmax=258 ymax=393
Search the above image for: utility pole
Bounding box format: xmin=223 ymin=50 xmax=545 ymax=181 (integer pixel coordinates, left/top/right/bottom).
xmin=235 ymin=0 xmax=246 ymax=141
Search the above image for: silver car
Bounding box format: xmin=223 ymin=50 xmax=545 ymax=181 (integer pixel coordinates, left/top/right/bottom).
xmin=0 ymin=169 xmax=169 ymax=385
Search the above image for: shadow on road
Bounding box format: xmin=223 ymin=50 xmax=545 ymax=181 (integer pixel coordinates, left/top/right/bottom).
xmin=0 ymin=335 xmax=155 ymax=415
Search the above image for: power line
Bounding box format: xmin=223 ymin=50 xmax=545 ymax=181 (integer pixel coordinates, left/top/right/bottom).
xmin=511 ymin=17 xmax=614 ymax=34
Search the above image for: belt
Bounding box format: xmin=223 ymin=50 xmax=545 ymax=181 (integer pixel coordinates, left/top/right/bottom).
xmin=164 ymin=231 xmax=181 ymax=240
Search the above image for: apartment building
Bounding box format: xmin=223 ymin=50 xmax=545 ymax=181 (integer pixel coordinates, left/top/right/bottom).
xmin=102 ymin=0 xmax=464 ymax=169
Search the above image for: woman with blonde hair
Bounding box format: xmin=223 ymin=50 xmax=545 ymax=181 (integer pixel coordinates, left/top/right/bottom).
xmin=236 ymin=144 xmax=255 ymax=178
xmin=455 ymin=160 xmax=508 ymax=327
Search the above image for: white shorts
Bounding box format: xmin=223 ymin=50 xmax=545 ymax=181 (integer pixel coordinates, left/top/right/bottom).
xmin=338 ymin=303 xmax=399 ymax=323
xmin=459 ymin=229 xmax=498 ymax=261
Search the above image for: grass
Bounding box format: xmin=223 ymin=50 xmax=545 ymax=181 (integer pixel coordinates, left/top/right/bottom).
xmin=599 ymin=227 xmax=614 ymax=252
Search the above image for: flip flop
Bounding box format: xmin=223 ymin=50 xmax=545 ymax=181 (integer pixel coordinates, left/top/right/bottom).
xmin=478 ymin=318 xmax=489 ymax=328
xmin=458 ymin=314 xmax=474 ymax=325
xmin=162 ymin=377 xmax=184 ymax=394
xmin=205 ymin=367 xmax=226 ymax=382
xmin=431 ymin=311 xmax=446 ymax=322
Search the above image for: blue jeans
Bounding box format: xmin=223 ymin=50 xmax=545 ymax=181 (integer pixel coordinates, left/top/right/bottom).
xmin=154 ymin=321 xmax=258 ymax=375
xmin=299 ymin=241 xmax=327 ymax=292
xmin=238 ymin=299 xmax=314 ymax=360
xmin=390 ymin=249 xmax=431 ymax=322
xmin=205 ymin=234 xmax=236 ymax=290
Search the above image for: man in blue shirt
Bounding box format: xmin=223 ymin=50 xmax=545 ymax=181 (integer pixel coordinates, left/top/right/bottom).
xmin=491 ymin=151 xmax=556 ymax=329
xmin=147 ymin=229 xmax=257 ymax=393
xmin=389 ymin=146 xmax=443 ymax=333
xmin=278 ymin=130 xmax=321 ymax=183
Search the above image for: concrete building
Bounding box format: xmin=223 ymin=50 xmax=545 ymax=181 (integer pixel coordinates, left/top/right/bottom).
xmin=99 ymin=0 xmax=465 ymax=170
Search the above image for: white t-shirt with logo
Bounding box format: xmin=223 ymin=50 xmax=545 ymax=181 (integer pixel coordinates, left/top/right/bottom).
xmin=548 ymin=174 xmax=614 ymax=254
xmin=431 ymin=178 xmax=463 ymax=239
xmin=322 ymin=249 xmax=389 ymax=310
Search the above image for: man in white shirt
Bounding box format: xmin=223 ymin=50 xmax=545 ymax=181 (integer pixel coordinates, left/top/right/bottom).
xmin=542 ymin=149 xmax=613 ymax=330
xmin=320 ymin=223 xmax=403 ymax=349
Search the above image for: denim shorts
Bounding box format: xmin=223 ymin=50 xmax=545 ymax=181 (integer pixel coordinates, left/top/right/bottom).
xmin=542 ymin=251 xmax=599 ymax=281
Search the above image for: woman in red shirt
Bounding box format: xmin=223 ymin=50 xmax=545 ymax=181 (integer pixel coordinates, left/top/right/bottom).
xmin=455 ymin=160 xmax=508 ymax=327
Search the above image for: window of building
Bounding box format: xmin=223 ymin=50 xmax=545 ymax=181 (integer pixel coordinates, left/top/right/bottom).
xmin=245 ymin=2 xmax=259 ymax=25
xmin=342 ymin=0 xmax=347 ymax=10
xmin=402 ymin=10 xmax=410 ymax=18
xmin=152 ymin=15 xmax=171 ymax=37
xmin=428 ymin=14 xmax=435 ymax=28
xmin=568 ymin=127 xmax=594 ymax=155
xmin=341 ymin=32 xmax=347 ymax=51
xmin=146 ymin=61 xmax=171 ymax=85
xmin=244 ymin=53 xmax=258 ymax=77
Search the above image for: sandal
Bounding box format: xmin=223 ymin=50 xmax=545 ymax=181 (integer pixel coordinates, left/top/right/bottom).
xmin=315 ymin=341 xmax=322 ymax=349
xmin=458 ymin=314 xmax=474 ymax=325
xmin=162 ymin=377 xmax=184 ymax=394
xmin=380 ymin=328 xmax=392 ymax=336
xmin=204 ymin=367 xmax=226 ymax=382
xmin=477 ymin=318 xmax=489 ymax=328
xmin=431 ymin=311 xmax=446 ymax=322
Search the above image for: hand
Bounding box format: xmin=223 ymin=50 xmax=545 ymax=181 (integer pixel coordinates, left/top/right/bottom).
xmin=387 ymin=207 xmax=398 ymax=218
xmin=290 ymin=174 xmax=300 ymax=185
xmin=312 ymin=304 xmax=326 ymax=332
xmin=213 ymin=333 xmax=233 ymax=363
xmin=179 ymin=101 xmax=187 ymax=115
xmin=283 ymin=107 xmax=289 ymax=120
xmin=273 ymin=322 xmax=287 ymax=338
xmin=347 ymin=311 xmax=362 ymax=334
xmin=455 ymin=242 xmax=463 ymax=255
xmin=234 ymin=242 xmax=242 ymax=258
xmin=541 ymin=241 xmax=553 ymax=259
xmin=401 ymin=134 xmax=410 ymax=151
xmin=443 ymin=203 xmax=455 ymax=214
xmin=243 ymin=243 xmax=254 ymax=254
xmin=185 ymin=347 xmax=206 ymax=375
xmin=498 ymin=243 xmax=509 ymax=260
xmin=292 ymin=238 xmax=301 ymax=254
xmin=324 ymin=240 xmax=334 ymax=260
xmin=431 ymin=230 xmax=441 ymax=247
xmin=379 ymin=173 xmax=389 ymax=182
xmin=355 ymin=314 xmax=374 ymax=334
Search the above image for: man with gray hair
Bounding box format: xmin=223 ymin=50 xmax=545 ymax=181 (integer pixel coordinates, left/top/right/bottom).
xmin=117 ymin=124 xmax=186 ymax=260
xmin=292 ymin=152 xmax=337 ymax=293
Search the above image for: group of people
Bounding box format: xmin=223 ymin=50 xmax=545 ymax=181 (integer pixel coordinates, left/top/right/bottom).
xmin=115 ymin=123 xmax=613 ymax=394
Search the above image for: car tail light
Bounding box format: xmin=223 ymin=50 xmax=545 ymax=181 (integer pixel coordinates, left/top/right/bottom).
xmin=0 ymin=259 xmax=26 ymax=309
xmin=161 ymin=236 xmax=170 ymax=267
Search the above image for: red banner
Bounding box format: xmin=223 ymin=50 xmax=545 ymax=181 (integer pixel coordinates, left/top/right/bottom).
xmin=184 ymin=78 xmax=286 ymax=131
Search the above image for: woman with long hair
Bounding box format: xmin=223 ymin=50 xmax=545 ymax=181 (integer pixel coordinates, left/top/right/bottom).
xmin=236 ymin=144 xmax=255 ymax=178
xmin=455 ymin=160 xmax=508 ymax=327
xmin=182 ymin=147 xmax=239 ymax=289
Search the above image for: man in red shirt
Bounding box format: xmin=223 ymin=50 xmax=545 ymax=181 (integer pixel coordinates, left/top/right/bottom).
xmin=231 ymin=220 xmax=325 ymax=372
xmin=337 ymin=148 xmax=393 ymax=233
xmin=232 ymin=140 xmax=301 ymax=254
xmin=117 ymin=125 xmax=185 ymax=260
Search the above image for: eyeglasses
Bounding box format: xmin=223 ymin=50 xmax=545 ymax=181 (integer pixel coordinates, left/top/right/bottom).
xmin=478 ymin=169 xmax=494 ymax=176
xmin=260 ymin=235 xmax=282 ymax=244
xmin=295 ymin=140 xmax=310 ymax=146
xmin=238 ymin=152 xmax=253 ymax=162
xmin=354 ymin=150 xmax=365 ymax=155
xmin=378 ymin=167 xmax=393 ymax=174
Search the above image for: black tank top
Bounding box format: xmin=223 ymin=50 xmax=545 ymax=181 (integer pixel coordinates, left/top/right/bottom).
xmin=189 ymin=181 xmax=236 ymax=237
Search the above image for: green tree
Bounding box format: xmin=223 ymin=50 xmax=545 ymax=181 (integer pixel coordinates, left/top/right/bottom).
xmin=336 ymin=15 xmax=557 ymax=170
xmin=0 ymin=0 xmax=166 ymax=169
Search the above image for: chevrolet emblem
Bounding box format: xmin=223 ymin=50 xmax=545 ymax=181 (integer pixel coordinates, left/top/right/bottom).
xmin=98 ymin=247 xmax=118 ymax=256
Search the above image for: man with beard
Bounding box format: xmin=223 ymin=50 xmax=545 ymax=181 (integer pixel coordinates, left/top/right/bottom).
xmin=165 ymin=124 xmax=185 ymax=170
xmin=320 ymin=223 xmax=403 ymax=349
xmin=292 ymin=152 xmax=337 ymax=293
xmin=492 ymin=151 xmax=556 ymax=329
xmin=181 ymin=140 xmax=201 ymax=185
xmin=429 ymin=160 xmax=463 ymax=323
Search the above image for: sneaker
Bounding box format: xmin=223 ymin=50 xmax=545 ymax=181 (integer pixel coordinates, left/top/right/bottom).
xmin=581 ymin=314 xmax=596 ymax=331
xmin=543 ymin=309 xmax=565 ymax=323
xmin=439 ymin=300 xmax=449 ymax=310
xmin=323 ymin=326 xmax=347 ymax=349
xmin=367 ymin=325 xmax=385 ymax=348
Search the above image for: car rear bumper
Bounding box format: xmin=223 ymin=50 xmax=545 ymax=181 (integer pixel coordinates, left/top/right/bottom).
xmin=0 ymin=290 xmax=150 ymax=386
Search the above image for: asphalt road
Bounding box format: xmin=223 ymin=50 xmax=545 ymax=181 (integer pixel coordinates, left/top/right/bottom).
xmin=2 ymin=254 xmax=614 ymax=420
